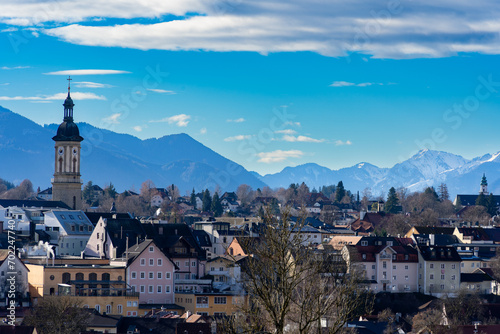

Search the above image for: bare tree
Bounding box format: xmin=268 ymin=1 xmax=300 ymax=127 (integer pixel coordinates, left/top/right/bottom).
xmin=226 ymin=208 xmax=373 ymax=334
xmin=23 ymin=296 xmax=89 ymax=334
xmin=236 ymin=184 xmax=254 ymax=206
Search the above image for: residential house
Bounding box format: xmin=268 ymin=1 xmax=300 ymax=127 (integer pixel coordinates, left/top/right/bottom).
xmin=174 ymin=291 xmax=245 ymax=316
xmin=205 ymin=255 xmax=245 ymax=291
xmin=417 ymin=245 xmax=462 ymax=297
xmin=44 ymin=210 xmax=94 ymax=256
xmin=36 ymin=187 xmax=52 ymax=200
xmin=0 ymin=249 xmax=30 ymax=307
xmin=460 ymin=269 xmax=497 ymax=294
xmin=342 ymin=237 xmax=419 ymax=293
xmin=125 ymin=239 xmax=176 ymax=305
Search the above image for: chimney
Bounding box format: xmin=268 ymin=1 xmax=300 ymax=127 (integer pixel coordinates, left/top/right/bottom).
xmin=429 ymin=234 xmax=435 ymax=246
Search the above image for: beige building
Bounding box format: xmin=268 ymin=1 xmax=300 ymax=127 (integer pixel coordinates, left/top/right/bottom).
xmin=174 ymin=291 xmax=246 ymax=316
xmin=26 ymin=263 xmax=140 ymax=316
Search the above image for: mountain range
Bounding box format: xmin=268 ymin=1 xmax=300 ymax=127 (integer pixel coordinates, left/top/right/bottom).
xmin=1 ymin=105 xmax=499 ymax=198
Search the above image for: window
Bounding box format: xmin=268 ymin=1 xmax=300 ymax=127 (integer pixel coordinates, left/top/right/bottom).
xmin=157 ymin=272 xmax=162 ymax=279
xmin=131 ymin=272 xmax=137 ymax=279
xmin=148 ymin=285 xmax=153 ymax=293
xmin=382 ymin=272 xmax=387 ymax=279
xmin=117 ymin=305 xmax=123 ymax=314
xmin=165 ymin=285 xmax=170 ymax=293
xmin=219 ymin=267 xmax=224 ymax=271
xmin=430 ymin=264 xmax=434 ymax=268
xmin=419 ymin=274 xmax=422 ymax=279
xmin=157 ymin=285 xmax=162 ymax=293
xmin=97 ymin=233 xmax=99 ymax=239
xmin=149 ymin=272 xmax=154 ymax=279
xmin=157 ymin=259 xmax=162 ymax=266
xmin=192 ymin=274 xmax=196 ymax=279
xmin=430 ymin=274 xmax=434 ymax=279
xmin=441 ymin=275 xmax=445 ymax=280
xmin=196 ymin=296 xmax=209 ymax=307
xmin=361 ymin=241 xmax=368 ymax=246
xmin=371 ymin=275 xmax=375 ymax=280
xmin=149 ymin=259 xmax=154 ymax=266
xmin=392 ymin=254 xmax=396 ymax=260
xmin=61 ymin=215 xmax=66 ymax=219
xmin=393 ymin=265 xmax=396 ymax=270
xmin=392 ymin=276 xmax=396 ymax=281
xmin=149 ymin=246 xmax=154 ymax=252
xmin=185 ymin=261 xmax=189 ymax=267
xmin=166 ymin=272 xmax=171 ymax=279
xmin=214 ymin=296 xmax=227 ymax=304
xmin=88 ymin=226 xmax=92 ymax=232
xmin=106 ymin=305 xmax=112 ymax=314
xmin=441 ymin=264 xmax=445 ymax=269
xmin=95 ymin=305 xmax=100 ymax=313
xmin=383 ymin=262 xmax=387 ymax=269
xmin=461 ymin=263 xmax=464 ymax=267
xmin=471 ymin=263 xmax=475 ymax=268
xmin=185 ymin=273 xmax=190 ymax=279
xmin=372 ymin=265 xmax=375 ymax=269
xmin=419 ymin=264 xmax=422 ymax=268
xmin=175 ymin=261 xmax=180 ymax=267
xmin=175 ymin=274 xmax=180 ymax=280
xmin=140 ymin=272 xmax=145 ymax=279
xmin=451 ymin=275 xmax=456 ymax=280
xmin=405 ymin=275 xmax=409 ymax=281
xmin=140 ymin=285 xmax=145 ymax=293
xmin=69 ymin=215 xmax=74 ymax=219
xmin=387 ymin=241 xmax=393 ymax=246
xmin=79 ymin=226 xmax=83 ymax=232
xmin=405 ymin=265 xmax=409 ymax=270
xmin=451 ymin=264 xmax=456 ymax=269
xmin=211 ymin=267 xmax=215 ymax=271
xmin=192 ymin=261 xmax=196 ymax=267
xmin=440 ymin=284 xmax=445 ymax=290
xmin=362 ymin=254 xmax=366 ymax=260
xmin=140 ymin=259 xmax=146 ymax=266
xmin=404 ymin=254 xmax=409 ymax=260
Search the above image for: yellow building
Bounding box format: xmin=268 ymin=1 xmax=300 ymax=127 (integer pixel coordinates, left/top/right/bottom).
xmin=174 ymin=291 xmax=246 ymax=316
xmin=26 ymin=263 xmax=140 ymax=316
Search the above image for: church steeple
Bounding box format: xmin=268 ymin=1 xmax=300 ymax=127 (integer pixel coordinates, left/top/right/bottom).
xmin=480 ymin=173 xmax=488 ymax=195
xmin=52 ymin=78 xmax=84 ymax=210
xmin=63 ymin=76 xmax=74 ymax=121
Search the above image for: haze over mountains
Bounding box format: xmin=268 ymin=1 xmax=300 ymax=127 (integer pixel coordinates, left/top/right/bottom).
xmin=1 ymin=105 xmax=499 ymax=198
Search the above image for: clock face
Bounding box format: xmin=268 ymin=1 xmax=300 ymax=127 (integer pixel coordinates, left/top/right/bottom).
xmin=72 ymin=148 xmax=78 ymax=156
xmin=58 ymin=147 xmax=64 ymax=156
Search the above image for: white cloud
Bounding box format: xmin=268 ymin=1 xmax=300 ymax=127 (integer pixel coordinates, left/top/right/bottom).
xmin=2 ymin=0 xmax=500 ymax=59
xmin=257 ymin=149 xmax=304 ymax=163
xmin=200 ymin=127 xmax=207 ymax=134
xmin=44 ymin=69 xmax=130 ymax=75
xmin=1 ymin=66 xmax=30 ymax=70
xmin=330 ymin=81 xmax=384 ymax=87
xmin=284 ymin=121 xmax=301 ymax=127
xmin=0 ymin=92 xmax=106 ymax=101
xmin=147 ymin=88 xmax=176 ymax=94
xmin=1 ymin=27 xmax=18 ymax=32
xmin=227 ymin=118 xmax=245 ymax=123
xmin=275 ymin=129 xmax=297 ymax=135
xmin=103 ymin=113 xmax=122 ymax=124
xmin=74 ymin=81 xmax=113 ymax=88
xmin=224 ymin=135 xmax=252 ymax=142
xmin=133 ymin=125 xmax=144 ymax=132
xmin=150 ymin=114 xmax=191 ymax=127
xmin=282 ymin=135 xmax=324 ymax=143
xmin=334 ymin=140 xmax=352 ymax=146
xmin=0 ymin=83 xmax=10 ymax=86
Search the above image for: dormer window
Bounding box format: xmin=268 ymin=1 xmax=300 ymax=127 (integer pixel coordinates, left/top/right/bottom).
xmin=362 ymin=254 xmax=366 ymax=260
xmin=392 ymin=254 xmax=396 ymax=260
xmin=361 ymin=241 xmax=368 ymax=246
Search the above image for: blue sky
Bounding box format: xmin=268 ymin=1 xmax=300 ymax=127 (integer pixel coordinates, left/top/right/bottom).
xmin=1 ymin=0 xmax=500 ymax=175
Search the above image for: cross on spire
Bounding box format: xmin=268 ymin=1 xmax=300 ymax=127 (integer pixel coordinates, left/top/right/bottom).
xmin=67 ymin=76 xmax=72 ymax=94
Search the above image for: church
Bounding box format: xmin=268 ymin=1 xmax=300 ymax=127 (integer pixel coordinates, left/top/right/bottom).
xmin=453 ymin=174 xmax=500 ymax=209
xmin=51 ymin=78 xmax=84 ymax=210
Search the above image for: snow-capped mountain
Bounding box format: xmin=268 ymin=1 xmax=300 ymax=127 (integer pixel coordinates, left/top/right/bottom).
xmin=260 ymin=149 xmax=500 ymax=199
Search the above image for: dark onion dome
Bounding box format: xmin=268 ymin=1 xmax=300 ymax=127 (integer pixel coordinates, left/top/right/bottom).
xmin=52 ymin=90 xmax=83 ymax=142
xmin=52 ymin=120 xmax=83 ymax=141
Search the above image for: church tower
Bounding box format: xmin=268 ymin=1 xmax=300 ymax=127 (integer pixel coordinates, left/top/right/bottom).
xmin=52 ymin=77 xmax=84 ymax=210
xmin=480 ymin=173 xmax=488 ymax=195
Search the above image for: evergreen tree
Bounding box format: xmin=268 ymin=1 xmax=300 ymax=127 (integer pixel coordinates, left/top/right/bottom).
xmin=335 ymin=181 xmax=345 ymax=203
xmin=202 ymin=189 xmax=212 ymax=212
xmin=424 ymin=187 xmax=439 ymax=202
xmin=105 ymin=182 xmax=117 ymax=199
xmin=438 ymin=183 xmax=449 ymax=202
xmin=385 ymin=187 xmax=400 ymax=214
xmin=190 ymin=188 xmax=196 ymax=207
xmin=487 ymin=193 xmax=498 ymax=216
xmin=476 ymin=192 xmax=487 ymax=207
xmin=82 ymin=181 xmax=94 ymax=205
xmin=211 ymin=192 xmax=223 ymax=217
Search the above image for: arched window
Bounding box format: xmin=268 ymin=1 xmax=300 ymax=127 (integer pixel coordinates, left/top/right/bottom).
xmin=95 ymin=304 xmax=100 ymax=313
xmin=117 ymin=304 xmax=123 ymax=314
xmin=75 ymin=273 xmax=84 ymax=295
xmin=89 ymin=273 xmax=97 ymax=296
xmin=102 ymin=273 xmax=111 ymax=296
xmin=58 ymin=157 xmax=63 ymax=173
xmin=72 ymin=158 xmax=77 ymax=173
xmin=62 ymin=272 xmax=71 ymax=284
xmin=106 ymin=304 xmax=112 ymax=314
